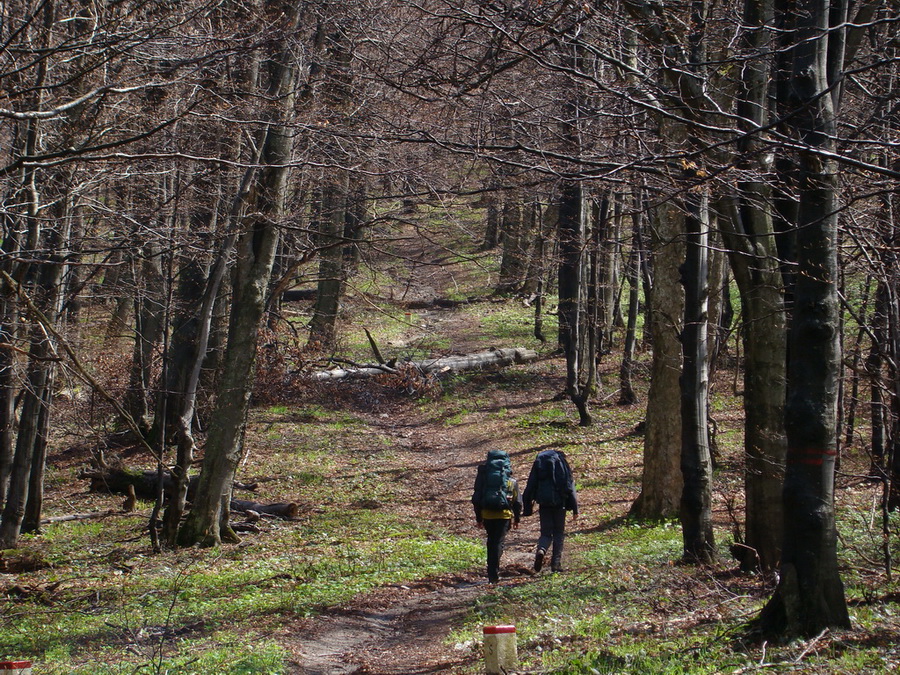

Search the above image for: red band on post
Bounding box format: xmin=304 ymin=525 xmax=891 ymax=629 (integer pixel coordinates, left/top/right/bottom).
xmin=483 ymin=625 xmax=516 ymax=634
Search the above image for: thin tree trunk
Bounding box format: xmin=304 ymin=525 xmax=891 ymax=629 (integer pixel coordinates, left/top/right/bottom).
xmin=679 ymin=191 xmax=715 ymax=563
xmin=496 ymin=192 xmax=525 ymax=294
xmin=558 ymin=181 xmax=591 ymax=426
xmin=0 ymin=296 xmax=16 ymax=500
xmin=125 ymin=247 xmax=165 ymax=432
xmin=618 ymin=193 xmax=642 ymax=405
xmin=177 ymin=3 xmax=299 ymax=547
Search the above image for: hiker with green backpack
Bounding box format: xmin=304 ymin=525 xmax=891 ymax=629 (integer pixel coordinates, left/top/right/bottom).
xmin=472 ymin=449 xmax=523 ymax=584
xmin=522 ymin=448 xmax=578 ymax=573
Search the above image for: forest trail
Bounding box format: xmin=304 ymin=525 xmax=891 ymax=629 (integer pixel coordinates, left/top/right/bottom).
xmin=275 ymin=222 xmax=560 ymax=673
xmin=276 ymin=340 xmax=556 ymax=674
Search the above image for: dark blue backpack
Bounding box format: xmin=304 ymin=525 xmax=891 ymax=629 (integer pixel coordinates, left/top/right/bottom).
xmin=482 ymin=450 xmax=512 ymax=510
xmin=534 ymin=450 xmax=568 ymax=507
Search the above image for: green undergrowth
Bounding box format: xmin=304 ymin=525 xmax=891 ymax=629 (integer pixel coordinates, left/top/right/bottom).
xmin=450 ymin=516 xmax=900 ymax=674
xmin=3 ymin=508 xmax=482 ymax=674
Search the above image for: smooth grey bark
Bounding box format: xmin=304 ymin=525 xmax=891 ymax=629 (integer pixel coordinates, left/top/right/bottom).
xmin=679 ymin=191 xmax=715 ymax=563
xmin=721 ymin=191 xmax=788 ymax=571
xmin=529 ymin=203 xmax=555 ymax=342
xmin=0 ymin=1 xmax=71 ymax=544
xmin=177 ymin=155 xmax=288 ymax=546
xmin=0 ymin=296 xmax=14 ymax=500
xmin=710 ymin=0 xmax=787 ymax=572
xmin=630 ymin=200 xmax=684 ymax=518
xmin=21 ymin=197 xmax=70 ymax=534
xmin=342 ymin=175 xmax=368 ymax=274
xmin=481 ymin=179 xmax=501 ymax=250
xmin=0 ymin=220 xmax=21 ymax=499
xmin=520 ymin=201 xmax=548 ymax=298
xmin=157 ymin=253 xmax=206 ymax=545
xmin=555 ymin=33 xmax=591 ymax=426
xmin=161 ymin=164 xmax=258 ymax=548
xmin=497 ymin=193 xmax=527 ymax=294
xmin=624 ymin=0 xmax=788 ymax=564
xmin=760 ymin=0 xmax=850 ymax=635
xmin=596 ymin=194 xmax=617 ymax=358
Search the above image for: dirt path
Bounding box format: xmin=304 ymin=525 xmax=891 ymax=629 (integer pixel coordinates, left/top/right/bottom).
xmin=277 ymin=360 xmax=554 ymax=674
xmin=274 ymin=226 xmax=558 ymax=673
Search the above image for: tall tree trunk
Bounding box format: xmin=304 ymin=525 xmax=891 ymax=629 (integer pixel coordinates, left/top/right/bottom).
xmin=0 ymin=293 xmax=17 ymax=500
xmin=714 ymin=0 xmax=787 ymax=572
xmin=21 ymin=195 xmax=70 ymax=534
xmin=555 ymin=32 xmax=591 ymax=426
xmin=558 ymin=181 xmax=591 ymax=426
xmin=596 ymin=194 xmax=617 ymax=358
xmin=497 ymin=192 xmax=528 ymax=294
xmin=157 ymin=253 xmax=205 ymax=544
xmin=1 ymin=206 xmax=67 ymax=545
xmin=309 ymin=169 xmax=349 ymax=350
xmin=177 ymin=4 xmax=298 ymax=547
xmin=481 ymin=178 xmax=501 ymax=250
xmin=679 ymin=191 xmax=715 ymax=562
xmin=630 ymin=200 xmax=684 ymax=518
xmin=342 ymin=175 xmax=368 ymax=275
xmin=618 ymin=192 xmax=642 ymax=405
xmin=308 ymin=21 xmax=354 ymax=351
xmin=760 ymin=0 xmax=850 ymax=634
xmin=520 ymin=201 xmax=546 ymax=298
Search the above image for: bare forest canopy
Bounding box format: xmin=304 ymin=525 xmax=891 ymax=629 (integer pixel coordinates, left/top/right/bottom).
xmin=1 ymin=0 xmax=898 ymax=648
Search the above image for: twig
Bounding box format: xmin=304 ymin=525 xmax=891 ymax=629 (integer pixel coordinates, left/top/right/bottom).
xmin=794 ymin=629 xmax=829 ymax=663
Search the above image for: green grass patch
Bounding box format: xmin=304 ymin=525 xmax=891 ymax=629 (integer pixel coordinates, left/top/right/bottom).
xmin=478 ymin=300 xmax=559 ymax=349
xmin=2 ymin=511 xmax=481 ymax=673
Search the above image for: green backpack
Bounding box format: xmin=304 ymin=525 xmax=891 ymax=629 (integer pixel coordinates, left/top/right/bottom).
xmin=482 ymin=450 xmax=512 ymax=510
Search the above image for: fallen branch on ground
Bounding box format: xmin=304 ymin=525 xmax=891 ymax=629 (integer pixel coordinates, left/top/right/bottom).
xmin=309 ymin=346 xmax=539 ymax=381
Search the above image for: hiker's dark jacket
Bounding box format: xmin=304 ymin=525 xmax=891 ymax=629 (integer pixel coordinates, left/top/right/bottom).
xmin=522 ymin=450 xmax=578 ymax=517
xmin=472 ymin=466 xmax=523 ymax=523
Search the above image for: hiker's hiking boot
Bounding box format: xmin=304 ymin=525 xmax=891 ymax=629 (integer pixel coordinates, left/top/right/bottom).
xmin=534 ymin=548 xmax=546 ymax=572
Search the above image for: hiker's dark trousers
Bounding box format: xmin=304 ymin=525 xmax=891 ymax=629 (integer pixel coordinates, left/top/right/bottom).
xmin=484 ymin=518 xmax=511 ymax=582
xmin=537 ymin=506 xmax=567 ymax=570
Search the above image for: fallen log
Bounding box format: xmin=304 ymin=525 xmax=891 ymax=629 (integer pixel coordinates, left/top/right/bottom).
xmin=310 ymin=346 xmax=539 ymax=381
xmin=230 ymin=499 xmax=299 ymax=520
xmin=41 ymin=510 xmax=117 ymax=524
xmin=421 ymin=347 xmax=539 ymax=373
xmin=80 ymin=466 xmax=192 ymax=500
xmin=81 ymin=467 xmax=298 ymax=519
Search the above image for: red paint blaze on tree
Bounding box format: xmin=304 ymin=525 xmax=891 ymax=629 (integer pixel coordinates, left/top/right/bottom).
xmin=788 ymin=447 xmax=837 ymax=467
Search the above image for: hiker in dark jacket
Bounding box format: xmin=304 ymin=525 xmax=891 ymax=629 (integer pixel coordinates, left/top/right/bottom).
xmin=522 ymin=448 xmax=578 ymax=573
xmin=472 ymin=449 xmax=523 ymax=583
